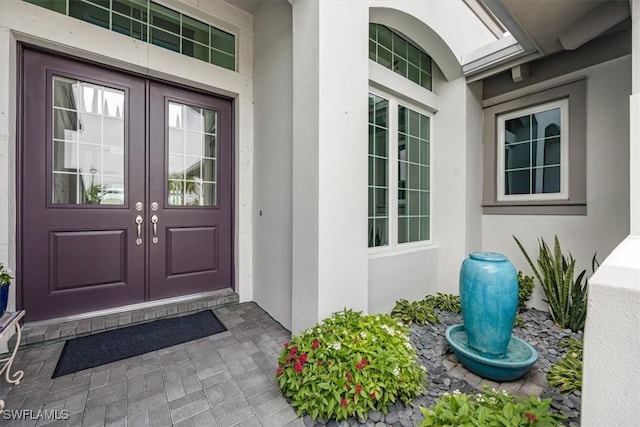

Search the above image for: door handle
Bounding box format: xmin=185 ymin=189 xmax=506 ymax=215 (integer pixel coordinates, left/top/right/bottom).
xmin=151 ymin=215 xmax=159 ymax=244
xmin=135 ymin=215 xmax=143 ymax=245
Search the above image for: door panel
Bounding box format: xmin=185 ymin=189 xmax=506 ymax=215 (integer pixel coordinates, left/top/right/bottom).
xmin=166 ymin=227 xmax=218 ymax=276
xmin=148 ymin=83 xmax=233 ymax=300
xmin=22 ymin=50 xmax=146 ymax=321
xmin=50 ymin=230 xmax=127 ymax=290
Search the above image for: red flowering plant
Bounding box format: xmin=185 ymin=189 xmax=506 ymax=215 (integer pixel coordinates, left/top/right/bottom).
xmin=276 ymin=308 xmax=426 ymax=421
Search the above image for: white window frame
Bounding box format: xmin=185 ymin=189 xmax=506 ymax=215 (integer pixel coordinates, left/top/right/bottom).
xmin=368 ymin=86 xmax=434 ymax=254
xmin=496 ymin=99 xmax=569 ymax=202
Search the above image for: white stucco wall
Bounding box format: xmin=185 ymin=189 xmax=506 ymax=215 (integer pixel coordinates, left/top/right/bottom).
xmin=581 ymin=237 xmax=640 ymax=426
xmin=433 ymin=76 xmax=484 ymax=293
xmin=365 ymin=3 xmax=494 ymax=314
xmin=368 ymin=73 xmax=486 ymax=307
xmin=581 ymin=2 xmax=640 ymax=423
xmin=465 ymin=81 xmax=485 ymax=256
xmin=0 ymin=0 xmax=256 ymax=320
xmin=292 ymin=0 xmax=497 ymax=329
xmin=292 ymin=0 xmax=370 ymax=333
xmin=0 ymin=27 xmax=15 ymax=353
xmin=0 ymin=27 xmax=17 ymax=319
xmin=368 ymin=249 xmax=439 ymax=313
xmin=291 ymin=0 xmax=321 ymax=334
xmin=482 ymin=56 xmax=632 ymax=308
xmin=252 ymin=0 xmax=293 ymax=330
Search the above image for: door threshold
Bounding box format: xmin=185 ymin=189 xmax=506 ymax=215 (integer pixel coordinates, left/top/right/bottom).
xmin=15 ymin=288 xmax=238 ymax=348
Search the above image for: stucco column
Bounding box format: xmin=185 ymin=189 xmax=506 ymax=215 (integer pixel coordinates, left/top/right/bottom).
xmin=581 ymin=1 xmax=640 ymax=425
xmin=290 ymin=0 xmax=369 ymax=334
xmin=632 ymin=0 xmax=640 ymax=239
xmin=0 ymin=25 xmax=17 ymax=354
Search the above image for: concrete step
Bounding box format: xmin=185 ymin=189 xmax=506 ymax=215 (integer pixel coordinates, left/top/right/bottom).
xmin=13 ymin=288 xmax=239 ymax=348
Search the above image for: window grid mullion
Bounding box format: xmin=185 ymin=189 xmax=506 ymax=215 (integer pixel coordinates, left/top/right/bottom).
xmin=388 ymin=99 xmax=399 ymax=250
xmin=529 ymin=113 xmax=533 ymax=194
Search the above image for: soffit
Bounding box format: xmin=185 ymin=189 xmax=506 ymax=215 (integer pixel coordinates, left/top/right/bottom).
xmin=466 ymin=0 xmax=631 ymax=78
xmin=226 ymin=0 xmax=261 ymax=14
xmin=502 ymin=0 xmax=602 ymax=54
xmin=499 ymin=0 xmax=629 ymax=55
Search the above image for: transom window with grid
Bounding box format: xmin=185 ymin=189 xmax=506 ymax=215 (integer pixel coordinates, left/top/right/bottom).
xmin=368 ymin=92 xmax=431 ymax=249
xmin=24 ymin=0 xmax=236 ymax=71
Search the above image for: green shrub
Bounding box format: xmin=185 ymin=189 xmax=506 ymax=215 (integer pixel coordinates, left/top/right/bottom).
xmin=426 ymin=293 xmax=462 ymax=314
xmin=548 ymin=338 xmax=583 ymax=394
xmin=517 ymin=271 xmax=535 ymax=312
xmin=513 ymin=315 xmax=526 ymax=329
xmin=514 ymin=235 xmax=595 ymax=332
xmin=419 ymin=387 xmax=566 ymax=426
xmin=391 ymin=299 xmax=440 ymax=326
xmin=277 ymin=309 xmax=427 ymax=421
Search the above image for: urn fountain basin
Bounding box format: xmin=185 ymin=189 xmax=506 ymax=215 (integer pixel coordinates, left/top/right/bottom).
xmin=446 ymin=251 xmax=538 ymax=382
xmin=446 ymin=324 xmax=538 ymax=381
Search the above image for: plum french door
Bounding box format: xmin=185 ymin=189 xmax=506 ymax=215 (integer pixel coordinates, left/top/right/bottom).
xmin=21 ymin=48 xmax=233 ymax=321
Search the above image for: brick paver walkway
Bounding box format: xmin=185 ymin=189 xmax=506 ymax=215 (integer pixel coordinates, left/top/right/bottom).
xmin=0 ymin=303 xmax=302 ymax=427
xmin=0 ymin=302 xmax=557 ymax=426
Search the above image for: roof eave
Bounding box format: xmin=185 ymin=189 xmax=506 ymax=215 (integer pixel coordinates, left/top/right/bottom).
xmin=461 ymin=0 xmax=540 ymax=79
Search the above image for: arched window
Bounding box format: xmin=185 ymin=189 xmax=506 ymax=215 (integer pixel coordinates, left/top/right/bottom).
xmin=369 ymin=23 xmax=433 ymax=91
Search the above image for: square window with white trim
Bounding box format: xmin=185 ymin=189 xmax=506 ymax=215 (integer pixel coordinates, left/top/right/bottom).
xmin=497 ymin=99 xmax=569 ymax=201
xmin=368 ymin=91 xmax=432 ymax=249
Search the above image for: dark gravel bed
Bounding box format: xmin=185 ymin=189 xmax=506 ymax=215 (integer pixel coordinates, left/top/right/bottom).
xmin=305 ymin=308 xmax=582 ymax=427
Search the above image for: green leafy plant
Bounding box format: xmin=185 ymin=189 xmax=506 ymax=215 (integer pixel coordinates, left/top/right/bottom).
xmin=513 ymin=235 xmax=595 ymax=332
xmin=548 ymin=338 xmax=583 ymax=394
xmin=426 ymin=293 xmax=462 ymax=314
xmin=0 ymin=263 xmax=12 ymax=287
xmin=517 ymin=271 xmax=535 ymax=312
xmin=513 ymin=272 xmax=535 ymax=328
xmin=85 ymin=183 xmax=103 ymax=204
xmin=277 ymin=309 xmax=427 ymax=421
xmin=419 ymin=386 xmax=566 ymax=426
xmin=392 ymin=299 xmax=440 ymax=326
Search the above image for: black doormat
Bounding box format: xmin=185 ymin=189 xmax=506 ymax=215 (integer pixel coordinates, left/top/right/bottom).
xmin=52 ymin=310 xmax=227 ymax=378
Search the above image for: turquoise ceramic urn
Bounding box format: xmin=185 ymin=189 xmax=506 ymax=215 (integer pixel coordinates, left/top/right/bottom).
xmin=460 ymin=252 xmax=518 ymax=358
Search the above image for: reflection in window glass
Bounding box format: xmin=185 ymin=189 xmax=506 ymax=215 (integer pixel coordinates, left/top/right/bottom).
xmin=369 ymin=23 xmax=433 ymax=91
xmin=502 ymin=106 xmax=562 ymax=196
xmin=398 ymin=106 xmax=429 ymax=243
xmin=167 ymin=102 xmax=217 ymax=206
xmin=69 ymin=0 xmax=110 ymax=29
xmin=368 ymin=93 xmax=389 ymax=247
xmin=52 ymin=76 xmax=125 ymax=205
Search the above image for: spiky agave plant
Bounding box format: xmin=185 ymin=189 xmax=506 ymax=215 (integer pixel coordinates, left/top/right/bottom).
xmin=513 ymin=236 xmax=594 ymax=332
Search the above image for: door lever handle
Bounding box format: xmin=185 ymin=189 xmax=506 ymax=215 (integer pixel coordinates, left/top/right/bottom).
xmin=135 ymin=215 xmax=143 ymax=245
xmin=151 ymin=215 xmax=159 ymax=244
